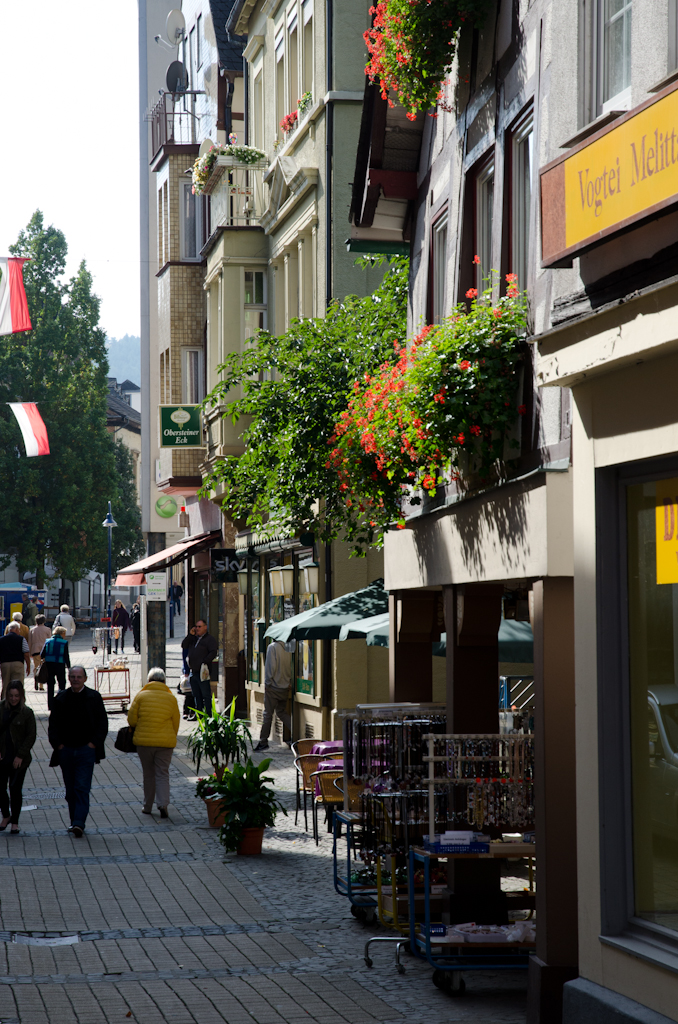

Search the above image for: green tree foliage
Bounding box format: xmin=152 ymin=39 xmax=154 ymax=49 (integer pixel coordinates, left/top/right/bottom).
xmin=112 ymin=440 xmax=145 ymax=574
xmin=200 ymin=256 xmax=409 ymax=543
xmin=0 ymin=211 xmax=144 ymax=585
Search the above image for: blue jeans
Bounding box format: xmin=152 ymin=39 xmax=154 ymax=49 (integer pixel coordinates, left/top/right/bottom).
xmin=59 ymin=745 xmax=96 ymax=829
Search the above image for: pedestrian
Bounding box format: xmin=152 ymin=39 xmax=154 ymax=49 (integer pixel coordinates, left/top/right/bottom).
xmin=127 ymin=667 xmax=180 ymax=818
xmin=182 ymin=619 xmax=217 ymax=715
xmin=0 ymin=624 xmax=30 ymax=697
xmin=5 ymin=612 xmax=29 ymax=641
xmin=40 ymin=626 xmax=70 ymax=709
xmin=254 ymin=640 xmax=293 ymax=751
xmin=0 ymin=680 xmax=37 ymax=835
xmin=29 ymin=614 xmax=51 ymax=691
xmin=22 ymin=596 xmax=38 ymax=629
xmin=130 ymin=602 xmax=141 ymax=653
xmin=53 ymin=604 xmax=76 ymax=639
xmin=48 ymin=666 xmax=108 ymax=837
xmin=181 ymin=624 xmax=196 ymax=675
xmin=171 ymin=581 xmax=183 ymax=616
xmin=111 ymin=600 xmax=130 ymax=654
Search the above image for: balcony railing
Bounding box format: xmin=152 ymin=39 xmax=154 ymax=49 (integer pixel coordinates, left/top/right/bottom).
xmin=149 ymin=94 xmax=195 ymax=157
xmin=204 ymin=156 xmax=268 ymax=228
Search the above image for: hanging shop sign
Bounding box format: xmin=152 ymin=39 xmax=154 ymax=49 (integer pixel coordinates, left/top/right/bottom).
xmin=541 ymin=82 xmax=678 ymax=267
xmin=211 ymin=548 xmax=247 ymax=583
xmin=159 ymin=405 xmax=203 ymax=448
xmin=656 ymin=478 xmax=678 ymax=584
xmin=146 ymin=572 xmax=167 ymax=601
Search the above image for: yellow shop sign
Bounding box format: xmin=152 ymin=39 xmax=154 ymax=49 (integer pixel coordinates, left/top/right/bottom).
xmin=656 ymin=477 xmax=678 ymax=585
xmin=541 ymin=83 xmax=678 ymax=266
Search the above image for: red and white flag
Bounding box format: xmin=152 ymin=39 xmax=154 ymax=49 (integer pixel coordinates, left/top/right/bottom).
xmin=9 ymin=403 xmax=50 ymax=457
xmin=0 ymin=257 xmax=31 ymax=336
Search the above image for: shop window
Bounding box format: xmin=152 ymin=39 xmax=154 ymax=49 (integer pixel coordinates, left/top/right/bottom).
xmin=431 ymin=212 xmax=448 ymax=325
xmin=182 ymin=348 xmax=204 ymax=404
xmin=180 ymin=182 xmax=203 ymax=261
xmin=598 ymin=0 xmax=632 ymax=113
xmin=475 ymin=160 xmax=494 ymax=291
xmin=626 ymin=478 xmax=678 ymax=934
xmin=511 ymin=110 xmax=533 ymax=293
xmin=244 ymin=269 xmax=267 ymax=345
xmin=248 ymin=566 xmax=261 ymax=684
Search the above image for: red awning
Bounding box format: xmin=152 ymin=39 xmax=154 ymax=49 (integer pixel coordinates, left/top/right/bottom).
xmin=115 ymin=530 xmax=222 ymax=581
xmin=114 ymin=572 xmax=146 ymax=587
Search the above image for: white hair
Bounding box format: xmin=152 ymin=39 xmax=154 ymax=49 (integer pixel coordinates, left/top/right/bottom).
xmin=7 ymin=622 xmax=20 ymax=632
xmin=60 ymin=604 xmax=69 ymax=613
xmin=12 ymin=612 xmax=22 ymax=622
xmin=147 ymin=667 xmax=166 ymax=683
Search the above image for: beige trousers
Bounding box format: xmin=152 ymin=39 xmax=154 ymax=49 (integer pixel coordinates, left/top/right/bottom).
xmin=137 ymin=746 xmax=173 ymax=811
xmin=1 ymin=662 xmax=25 ymax=697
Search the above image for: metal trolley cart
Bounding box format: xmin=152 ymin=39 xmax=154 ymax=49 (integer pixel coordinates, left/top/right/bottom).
xmin=94 ymin=666 xmax=131 ymax=713
xmin=333 ymin=810 xmax=378 ymax=922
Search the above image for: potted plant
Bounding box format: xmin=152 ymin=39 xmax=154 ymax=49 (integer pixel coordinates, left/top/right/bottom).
xmin=188 ymin=698 xmax=252 ymax=824
xmin=217 ymin=758 xmax=287 ymax=855
xmin=195 ymin=773 xmax=228 ymax=828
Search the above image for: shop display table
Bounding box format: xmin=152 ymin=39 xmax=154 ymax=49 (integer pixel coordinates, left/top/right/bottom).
xmin=94 ymin=666 xmax=131 ymax=713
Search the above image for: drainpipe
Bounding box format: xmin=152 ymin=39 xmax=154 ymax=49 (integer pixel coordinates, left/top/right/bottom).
xmin=325 ymin=0 xmax=334 ymax=309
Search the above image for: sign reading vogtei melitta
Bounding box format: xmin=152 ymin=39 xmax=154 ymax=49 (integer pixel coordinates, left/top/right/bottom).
xmin=540 ymin=82 xmax=678 ymax=267
xmin=159 ymin=405 xmax=203 ymax=448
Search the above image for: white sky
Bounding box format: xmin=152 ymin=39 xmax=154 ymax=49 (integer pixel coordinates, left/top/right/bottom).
xmin=1 ymin=0 xmax=140 ymax=339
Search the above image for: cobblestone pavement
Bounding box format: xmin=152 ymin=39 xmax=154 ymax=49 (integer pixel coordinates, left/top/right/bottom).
xmin=0 ymin=629 xmax=527 ymax=1023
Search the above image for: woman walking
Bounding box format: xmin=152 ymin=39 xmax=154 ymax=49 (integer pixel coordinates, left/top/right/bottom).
xmin=127 ymin=667 xmax=179 ymax=818
xmin=0 ymin=680 xmax=37 ymax=834
xmin=29 ymin=614 xmax=51 ymax=691
xmin=41 ymin=626 xmax=70 ymax=709
xmin=112 ymin=601 xmax=130 ymax=654
xmin=130 ymin=602 xmax=141 ymax=653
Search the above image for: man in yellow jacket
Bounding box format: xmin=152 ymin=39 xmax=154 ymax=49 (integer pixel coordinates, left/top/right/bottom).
xmin=127 ymin=667 xmax=180 ymax=818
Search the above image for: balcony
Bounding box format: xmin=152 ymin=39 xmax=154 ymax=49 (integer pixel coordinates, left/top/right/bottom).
xmin=149 ymin=94 xmax=195 ymax=158
xmin=203 ymin=155 xmax=268 ymax=228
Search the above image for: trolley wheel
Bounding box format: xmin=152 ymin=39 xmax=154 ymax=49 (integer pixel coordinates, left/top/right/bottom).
xmin=363 ymin=907 xmax=376 ymax=924
xmin=450 ymin=978 xmax=465 ymax=997
xmin=432 ymin=970 xmax=445 ymax=989
xmin=397 ymin=964 xmax=405 ymax=975
xmin=350 ymin=905 xmax=361 ymax=920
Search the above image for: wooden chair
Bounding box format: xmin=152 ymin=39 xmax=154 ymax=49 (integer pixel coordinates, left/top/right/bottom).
xmin=291 ymin=740 xmax=317 ymax=825
xmin=294 ymin=754 xmax=323 ymax=830
xmin=311 ymin=770 xmax=344 ymax=845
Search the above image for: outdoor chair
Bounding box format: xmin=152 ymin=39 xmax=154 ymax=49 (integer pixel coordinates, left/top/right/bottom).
xmin=294 ymin=754 xmax=323 ymax=830
xmin=311 ymin=770 xmax=344 ymax=845
xmin=334 ymin=776 xmax=365 ymax=811
xmin=291 ymin=740 xmax=317 ymax=825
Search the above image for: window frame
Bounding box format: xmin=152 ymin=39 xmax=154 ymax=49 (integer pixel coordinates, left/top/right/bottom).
xmin=596 ymin=453 xmax=678 ymax=974
xmin=179 ymin=180 xmax=203 ymax=262
xmin=596 ymin=0 xmax=633 ymax=115
xmin=244 ymin=268 xmax=268 ymax=348
xmin=475 ymin=158 xmax=495 ymax=292
xmin=197 ymin=13 xmax=203 ymax=69
xmin=182 ymin=347 xmax=205 ymax=405
xmin=431 ymin=210 xmax=449 ymax=325
xmin=510 ymin=107 xmax=534 ymax=294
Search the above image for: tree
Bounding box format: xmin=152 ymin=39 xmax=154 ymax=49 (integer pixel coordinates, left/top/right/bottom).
xmin=0 ymin=211 xmax=143 ymax=585
xmin=200 ymin=256 xmax=409 ymax=544
xmin=111 ymin=440 xmax=145 ymax=575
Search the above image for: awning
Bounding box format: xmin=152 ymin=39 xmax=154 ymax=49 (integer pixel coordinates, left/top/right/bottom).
xmin=115 ymin=530 xmax=222 ymax=584
xmin=265 ymin=579 xmax=388 ymax=642
xmin=113 ymin=572 xmax=146 ymax=587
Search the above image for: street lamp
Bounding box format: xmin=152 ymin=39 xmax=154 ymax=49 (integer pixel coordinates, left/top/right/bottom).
xmin=101 ymin=502 xmax=117 ymax=635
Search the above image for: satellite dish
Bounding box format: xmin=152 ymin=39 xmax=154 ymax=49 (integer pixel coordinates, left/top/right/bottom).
xmin=199 ymin=138 xmax=215 ymax=157
xmin=166 ymin=9 xmax=186 ymax=45
xmin=166 ymin=61 xmax=189 ymax=94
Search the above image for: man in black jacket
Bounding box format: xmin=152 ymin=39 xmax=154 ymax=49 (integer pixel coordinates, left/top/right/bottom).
xmin=183 ymin=619 xmax=218 ymax=715
xmin=48 ymin=666 xmax=108 ymax=837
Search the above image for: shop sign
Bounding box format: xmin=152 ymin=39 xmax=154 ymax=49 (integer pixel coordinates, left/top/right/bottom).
xmin=159 ymin=405 xmax=203 ymax=448
xmin=656 ymin=478 xmax=678 ymax=584
xmin=211 ymin=548 xmax=246 ymax=582
xmin=541 ymin=83 xmax=678 ymax=266
xmin=146 ymin=571 xmax=167 ymax=601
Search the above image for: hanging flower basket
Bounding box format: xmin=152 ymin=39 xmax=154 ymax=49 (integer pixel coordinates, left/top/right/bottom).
xmin=192 ymin=143 xmax=267 ymax=196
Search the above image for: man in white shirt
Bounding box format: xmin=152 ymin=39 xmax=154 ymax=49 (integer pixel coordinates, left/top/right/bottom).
xmin=254 ymin=640 xmax=292 ymax=751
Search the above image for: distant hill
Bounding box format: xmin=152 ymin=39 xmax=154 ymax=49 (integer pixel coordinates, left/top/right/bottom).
xmin=106 ymin=335 xmax=140 ymax=387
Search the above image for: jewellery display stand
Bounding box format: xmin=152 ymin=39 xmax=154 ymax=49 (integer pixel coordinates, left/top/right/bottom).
xmin=91 ymin=627 xmax=130 ymax=712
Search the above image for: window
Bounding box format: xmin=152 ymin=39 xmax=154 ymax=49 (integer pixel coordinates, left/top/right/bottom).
xmin=288 ymin=6 xmax=298 ymax=114
xmin=188 ymin=27 xmax=195 ymax=89
xmin=275 ymin=23 xmax=285 ymax=131
xmin=196 ymin=14 xmax=203 ymax=68
xmin=302 ymin=0 xmax=313 ymax=95
xmin=476 ymin=161 xmax=495 ymax=291
xmin=431 ymin=213 xmax=448 ymax=324
xmin=598 ymin=0 xmax=632 ymax=113
xmin=182 ymin=348 xmax=204 ymax=404
xmin=180 ymin=182 xmax=202 ymax=261
xmin=253 ymin=70 xmax=264 ymax=150
xmin=511 ymin=111 xmax=533 ymax=293
xmin=244 ymin=270 xmax=267 ymax=344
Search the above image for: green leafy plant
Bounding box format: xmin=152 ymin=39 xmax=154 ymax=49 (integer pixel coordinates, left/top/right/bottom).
xmin=199 ymin=256 xmax=409 ymax=544
xmin=297 ymin=91 xmax=313 ymax=116
xmin=364 ymin=0 xmax=492 ymax=119
xmin=191 ymin=143 xmax=267 ymax=195
xmin=217 ymin=758 xmax=287 ymax=853
xmin=327 ymin=270 xmax=527 ymax=548
xmin=187 ymin=697 xmax=252 ymax=775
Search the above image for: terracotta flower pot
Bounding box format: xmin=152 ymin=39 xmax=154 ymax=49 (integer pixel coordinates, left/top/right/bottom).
xmin=204 ymin=797 xmax=226 ymax=828
xmin=237 ymin=826 xmax=265 ymax=855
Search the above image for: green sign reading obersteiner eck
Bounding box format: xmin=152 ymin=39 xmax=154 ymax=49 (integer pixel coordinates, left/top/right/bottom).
xmin=159 ymin=405 xmax=203 ymax=448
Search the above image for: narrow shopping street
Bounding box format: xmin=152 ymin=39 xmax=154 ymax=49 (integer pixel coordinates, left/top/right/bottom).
xmin=0 ymin=634 xmax=527 ymax=1024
